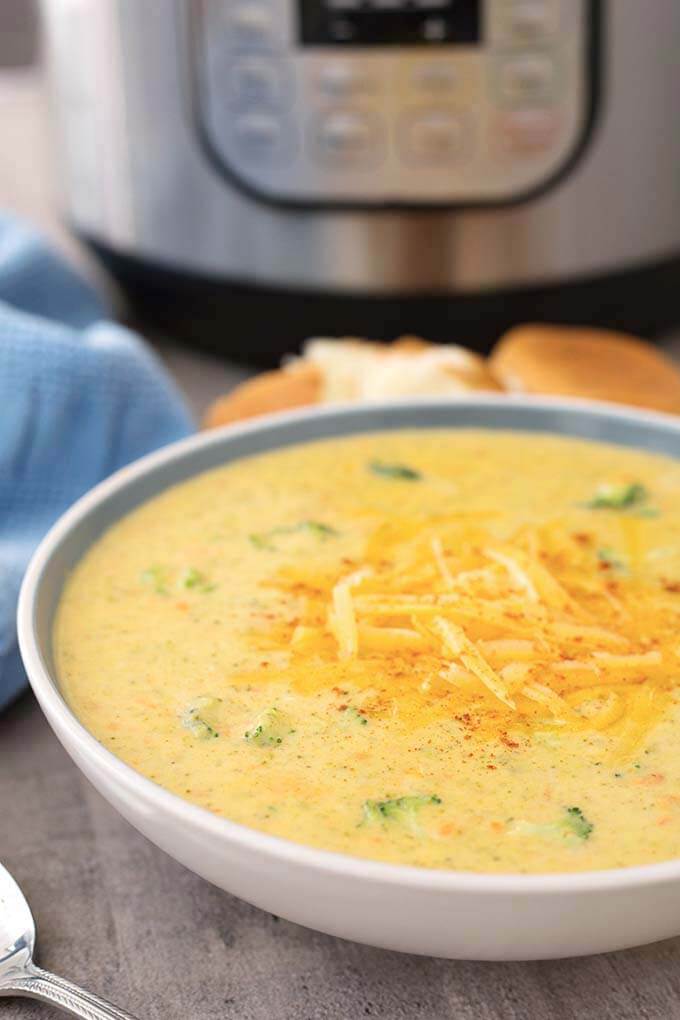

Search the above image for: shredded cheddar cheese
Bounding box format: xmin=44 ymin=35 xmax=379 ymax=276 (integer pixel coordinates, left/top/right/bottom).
xmin=277 ymin=514 xmax=680 ymax=757
xmin=329 ymin=567 xmax=372 ymax=659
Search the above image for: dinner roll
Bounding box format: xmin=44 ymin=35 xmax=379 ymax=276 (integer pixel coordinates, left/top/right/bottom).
xmin=202 ymin=362 xmax=322 ymax=429
xmin=304 ymin=337 xmax=499 ymax=402
xmin=490 ymin=325 xmax=680 ymax=414
xmin=203 ymin=336 xmax=499 ymax=428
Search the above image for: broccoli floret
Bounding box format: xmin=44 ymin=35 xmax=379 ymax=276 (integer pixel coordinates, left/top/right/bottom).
xmin=342 ymin=706 xmax=368 ymax=726
xmin=586 ymin=482 xmax=648 ymax=510
xmin=369 ymin=460 xmax=422 ymax=481
xmin=302 ymin=520 xmax=339 ymax=539
xmin=249 ymin=520 xmax=338 ymax=551
xmin=181 ymin=696 xmax=222 ymax=739
xmin=244 ymin=707 xmax=293 ymax=747
xmin=142 ymin=565 xmax=216 ymax=594
xmin=362 ymin=794 xmax=442 ymax=835
xmin=180 ymin=567 xmax=216 ymax=592
xmin=510 ymin=805 xmax=594 ymax=842
xmin=596 ymin=547 xmax=626 ymax=571
xmin=564 ymin=806 xmax=593 ymax=839
xmin=140 ymin=565 xmax=168 ymax=595
xmin=249 ymin=532 xmax=274 ymax=551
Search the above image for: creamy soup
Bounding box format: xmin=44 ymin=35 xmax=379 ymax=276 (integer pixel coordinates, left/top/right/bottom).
xmin=56 ymin=430 xmax=680 ymax=873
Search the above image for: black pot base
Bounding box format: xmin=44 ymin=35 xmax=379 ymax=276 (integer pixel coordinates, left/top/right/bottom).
xmin=87 ymin=239 xmax=680 ymax=368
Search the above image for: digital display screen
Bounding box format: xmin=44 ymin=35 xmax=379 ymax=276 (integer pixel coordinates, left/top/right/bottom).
xmin=299 ymin=1 xmax=480 ymax=46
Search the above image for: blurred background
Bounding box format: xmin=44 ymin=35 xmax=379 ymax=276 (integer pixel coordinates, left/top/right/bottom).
xmin=3 ymin=0 xmax=680 ymax=404
xmin=0 ymin=0 xmax=244 ymax=416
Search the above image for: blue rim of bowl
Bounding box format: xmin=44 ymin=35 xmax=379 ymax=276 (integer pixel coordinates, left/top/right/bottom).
xmin=17 ymin=394 xmax=680 ymax=895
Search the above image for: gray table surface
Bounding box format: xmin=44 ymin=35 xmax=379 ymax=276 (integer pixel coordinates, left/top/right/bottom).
xmin=5 ymin=65 xmax=680 ymax=1020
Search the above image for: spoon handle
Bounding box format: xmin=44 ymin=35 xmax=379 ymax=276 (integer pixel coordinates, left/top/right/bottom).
xmin=1 ymin=964 xmax=140 ymax=1019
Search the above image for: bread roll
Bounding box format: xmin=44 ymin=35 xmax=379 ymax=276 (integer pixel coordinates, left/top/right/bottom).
xmin=202 ymin=362 xmax=322 ymax=429
xmin=490 ymin=325 xmax=680 ymax=415
xmin=203 ymin=336 xmax=499 ymax=428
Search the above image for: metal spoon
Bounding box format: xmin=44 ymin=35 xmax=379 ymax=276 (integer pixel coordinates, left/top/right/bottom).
xmin=0 ymin=861 xmax=139 ymax=1018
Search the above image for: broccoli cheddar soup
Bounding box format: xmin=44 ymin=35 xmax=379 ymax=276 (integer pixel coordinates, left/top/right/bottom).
xmin=56 ymin=430 xmax=680 ymax=873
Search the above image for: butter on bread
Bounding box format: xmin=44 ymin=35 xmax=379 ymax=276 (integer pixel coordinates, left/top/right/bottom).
xmin=300 ymin=336 xmax=498 ymax=401
xmin=490 ymin=325 xmax=680 ymax=415
xmin=203 ymin=336 xmax=499 ymax=428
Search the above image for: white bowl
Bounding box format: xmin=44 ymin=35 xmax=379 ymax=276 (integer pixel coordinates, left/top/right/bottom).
xmin=18 ymin=396 xmax=680 ymax=960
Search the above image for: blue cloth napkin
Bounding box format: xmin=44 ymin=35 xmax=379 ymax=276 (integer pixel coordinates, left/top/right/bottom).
xmin=0 ymin=214 xmax=194 ymax=710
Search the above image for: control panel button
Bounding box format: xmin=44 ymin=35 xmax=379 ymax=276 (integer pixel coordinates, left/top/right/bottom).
xmin=317 ymin=62 xmax=376 ymax=98
xmin=500 ymin=2 xmax=557 ymax=45
xmin=401 ymin=110 xmax=469 ymax=165
xmin=497 ymin=54 xmax=557 ymax=105
xmin=312 ymin=110 xmax=383 ymax=166
xmin=233 ymin=112 xmax=293 ymax=163
xmin=229 ymin=57 xmax=290 ymax=108
xmin=412 ymin=62 xmax=458 ymax=93
xmin=229 ymin=3 xmax=272 ymax=47
xmin=497 ymin=109 xmax=561 ymax=153
xmin=405 ymin=55 xmax=482 ymax=104
xmin=193 ymin=0 xmax=587 ymax=203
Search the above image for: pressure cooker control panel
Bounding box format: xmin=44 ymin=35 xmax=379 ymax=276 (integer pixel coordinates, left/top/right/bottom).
xmin=190 ymin=0 xmax=596 ymax=206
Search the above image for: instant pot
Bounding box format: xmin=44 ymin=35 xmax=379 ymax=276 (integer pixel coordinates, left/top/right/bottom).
xmin=41 ymin=1 xmax=680 ymax=363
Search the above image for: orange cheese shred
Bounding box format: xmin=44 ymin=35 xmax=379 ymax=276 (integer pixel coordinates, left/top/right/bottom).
xmin=273 ymin=514 xmax=680 ymax=755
